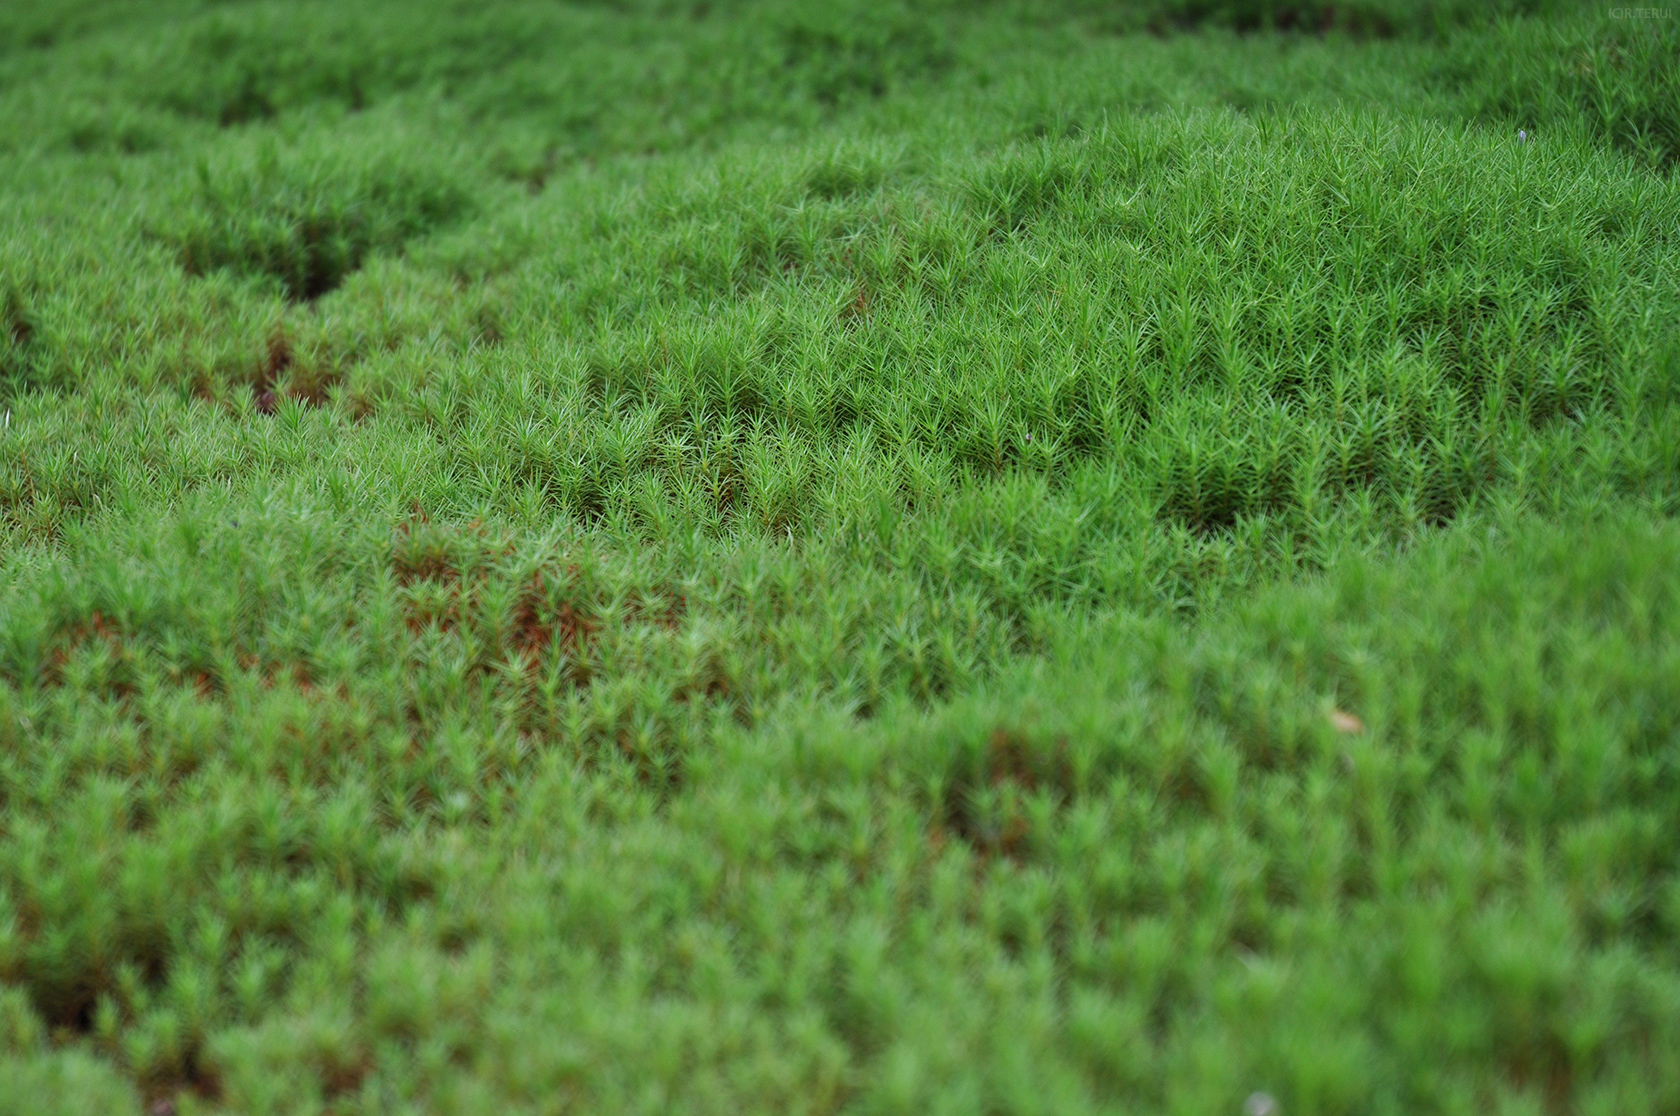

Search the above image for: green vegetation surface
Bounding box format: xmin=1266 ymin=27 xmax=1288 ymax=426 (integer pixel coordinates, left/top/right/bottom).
xmin=1 ymin=1 xmax=1678 ymax=1113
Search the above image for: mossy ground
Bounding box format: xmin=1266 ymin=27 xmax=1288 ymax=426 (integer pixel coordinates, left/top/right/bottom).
xmin=1 ymin=2 xmax=1678 ymax=1113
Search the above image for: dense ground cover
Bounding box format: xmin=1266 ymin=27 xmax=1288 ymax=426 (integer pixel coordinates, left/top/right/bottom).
xmin=1 ymin=1 xmax=1677 ymax=1113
